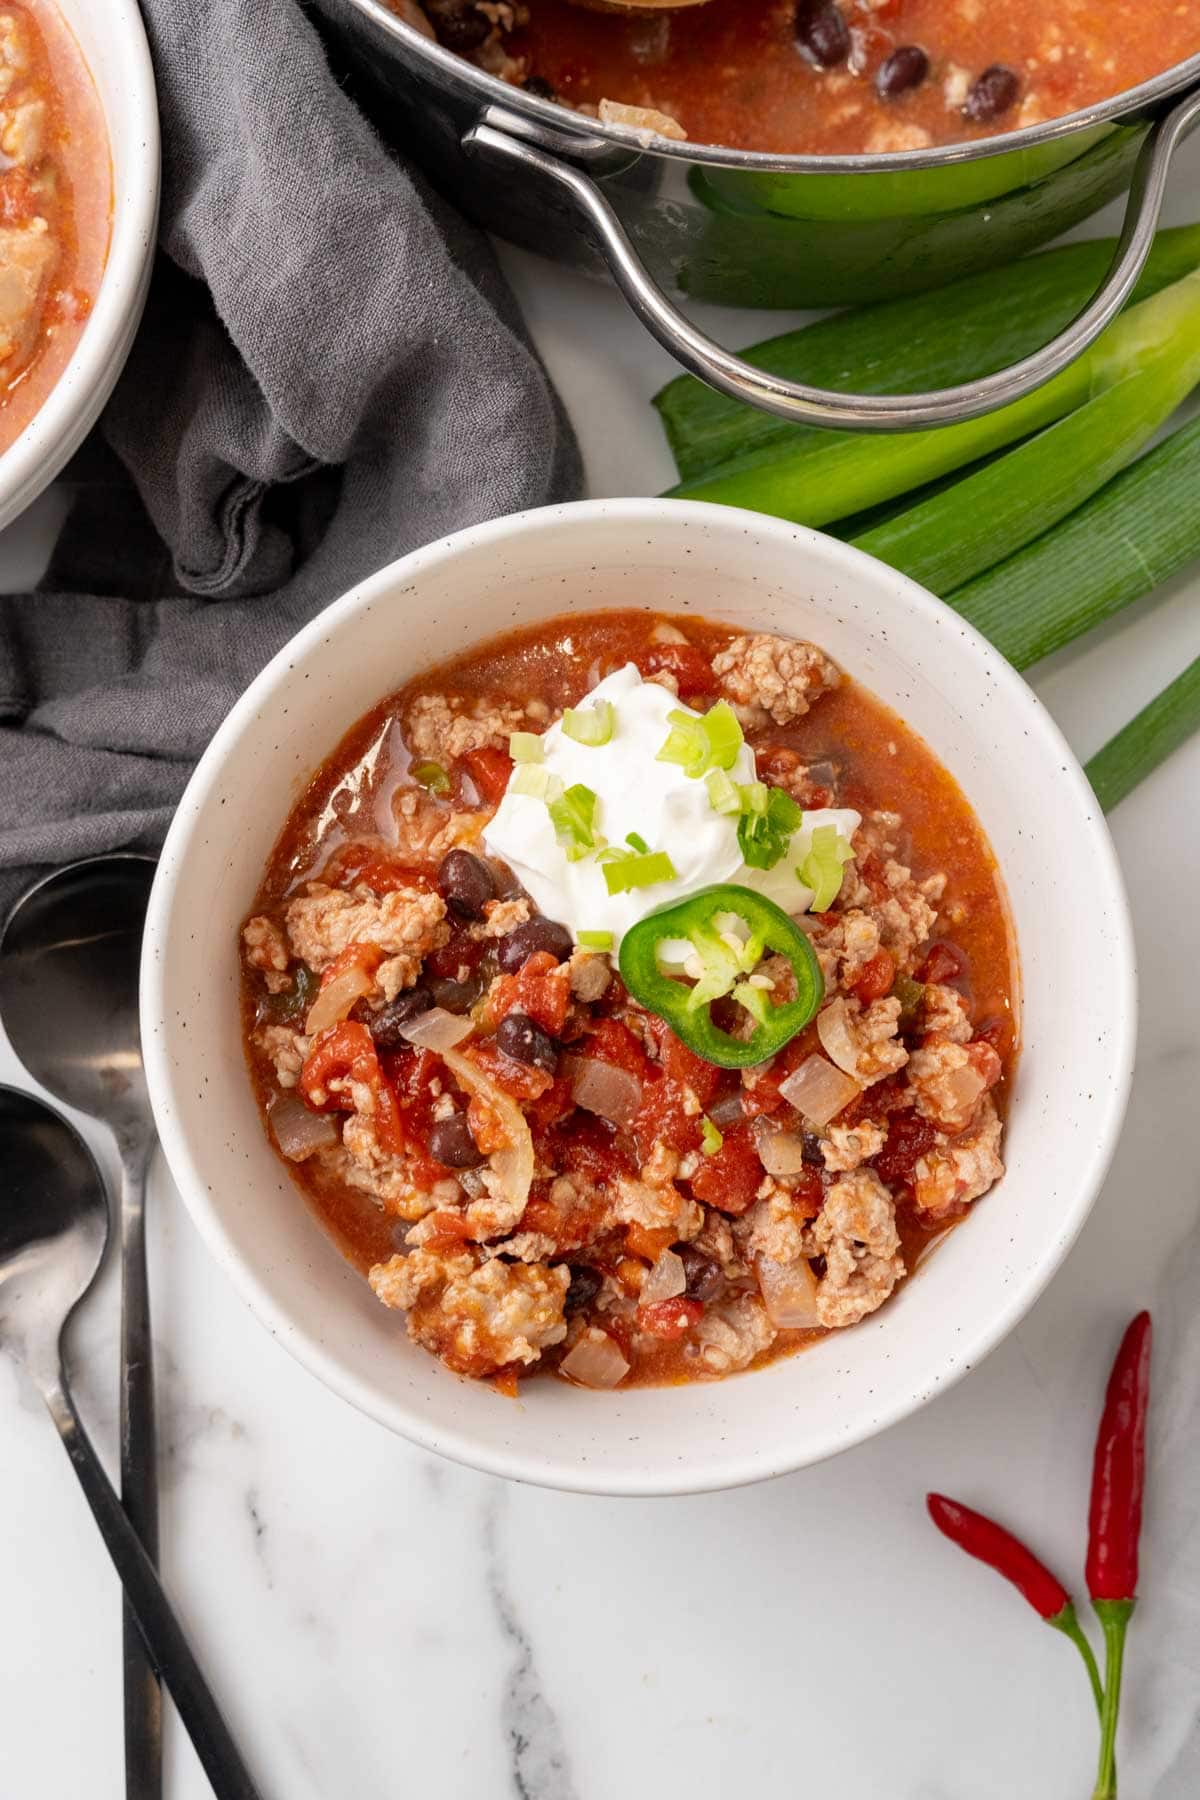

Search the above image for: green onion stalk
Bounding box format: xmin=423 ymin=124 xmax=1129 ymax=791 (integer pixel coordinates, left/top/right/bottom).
xmin=653 ymin=225 xmax=1200 ymax=484
xmin=663 ymin=268 xmax=1200 ymax=535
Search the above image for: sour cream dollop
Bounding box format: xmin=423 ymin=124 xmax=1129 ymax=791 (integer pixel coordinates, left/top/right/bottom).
xmin=482 ymin=664 xmax=860 ymax=947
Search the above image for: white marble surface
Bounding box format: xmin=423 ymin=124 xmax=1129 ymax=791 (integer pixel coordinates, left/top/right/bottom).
xmin=4 ymin=157 xmax=1200 ymax=1800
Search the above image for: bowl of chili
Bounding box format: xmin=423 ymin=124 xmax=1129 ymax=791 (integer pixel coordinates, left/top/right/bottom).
xmin=0 ymin=0 xmax=159 ymax=531
xmin=140 ymin=497 xmax=1136 ymax=1494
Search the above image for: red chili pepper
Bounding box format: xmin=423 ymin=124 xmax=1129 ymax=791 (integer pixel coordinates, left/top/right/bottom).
xmin=927 ymin=1494 xmax=1070 ymax=1619
xmin=927 ymin=1495 xmax=1103 ymax=1713
xmin=1086 ymin=1311 xmax=1152 ymax=1604
xmin=1086 ymin=1312 xmax=1152 ymax=1800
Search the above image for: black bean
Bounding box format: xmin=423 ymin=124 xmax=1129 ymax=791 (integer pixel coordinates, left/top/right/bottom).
xmin=424 ymin=0 xmax=490 ymax=52
xmin=678 ymin=1246 xmax=724 ymax=1304
xmin=496 ymin=915 xmax=573 ymax=973
xmin=801 ymin=1130 xmax=826 ymax=1167
xmin=523 ymin=74 xmax=558 ymax=101
xmin=794 ymin=0 xmax=849 ymax=68
xmin=876 ymin=44 xmax=928 ymax=98
xmin=496 ymin=1011 xmax=559 ymax=1073
xmin=428 ymin=973 xmax=482 ymax=1015
xmin=963 ymin=63 xmax=1020 ymax=124
xmin=428 ymin=1113 xmax=486 ymax=1169
xmin=437 ymin=849 xmax=496 ymax=921
xmin=564 ymin=1266 xmax=602 ymax=1313
xmin=368 ymin=986 xmax=433 ymax=1051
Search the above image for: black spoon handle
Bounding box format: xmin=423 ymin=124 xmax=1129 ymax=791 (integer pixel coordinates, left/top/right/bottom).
xmin=119 ymin=1144 xmax=162 ymax=1800
xmin=45 ymin=1374 xmax=265 ymax=1800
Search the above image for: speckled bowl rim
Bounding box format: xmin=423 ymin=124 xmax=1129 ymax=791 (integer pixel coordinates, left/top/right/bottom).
xmin=0 ymin=0 xmax=160 ymax=532
xmin=141 ymin=498 xmax=1137 ymax=1495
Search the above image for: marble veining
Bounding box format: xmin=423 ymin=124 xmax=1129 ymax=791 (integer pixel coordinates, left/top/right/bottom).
xmin=485 ymin=1492 xmax=580 ymax=1800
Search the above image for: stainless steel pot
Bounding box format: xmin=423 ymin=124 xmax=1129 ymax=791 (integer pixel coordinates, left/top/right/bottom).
xmin=311 ymin=0 xmax=1200 ymax=429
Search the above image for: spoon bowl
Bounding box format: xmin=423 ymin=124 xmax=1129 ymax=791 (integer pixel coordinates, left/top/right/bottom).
xmin=0 ymin=1085 xmax=108 ymax=1383
xmin=0 ymin=1090 xmax=262 ymax=1798
xmin=0 ymin=853 xmax=155 ymax=1141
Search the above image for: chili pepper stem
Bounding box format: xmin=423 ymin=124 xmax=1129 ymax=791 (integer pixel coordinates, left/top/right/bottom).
xmin=1047 ymin=1602 xmax=1105 ymax=1718
xmin=1092 ymin=1598 xmax=1134 ymax=1798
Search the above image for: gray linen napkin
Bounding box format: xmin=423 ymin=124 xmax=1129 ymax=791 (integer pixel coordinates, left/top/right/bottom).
xmin=0 ymin=0 xmax=580 ymax=909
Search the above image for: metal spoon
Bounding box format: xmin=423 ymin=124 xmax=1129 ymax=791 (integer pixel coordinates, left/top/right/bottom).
xmin=0 ymin=1085 xmax=264 ymax=1798
xmin=0 ymin=854 xmax=161 ymax=1797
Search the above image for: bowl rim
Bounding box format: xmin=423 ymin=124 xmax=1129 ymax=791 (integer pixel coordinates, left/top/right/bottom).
xmin=0 ymin=0 xmax=160 ymax=527
xmin=141 ymin=497 xmax=1138 ymax=1495
xmin=331 ymin=0 xmax=1200 ymax=176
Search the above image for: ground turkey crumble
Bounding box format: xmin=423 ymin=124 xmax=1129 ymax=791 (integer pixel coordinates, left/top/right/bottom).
xmin=242 ymin=618 xmax=1014 ymax=1389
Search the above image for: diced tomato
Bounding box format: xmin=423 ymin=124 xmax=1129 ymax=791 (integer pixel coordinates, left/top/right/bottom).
xmin=689 ymin=1123 xmax=763 ymax=1215
xmin=321 ymin=841 xmax=435 ymax=892
xmin=525 ymin=1072 xmax=575 ymax=1129
xmin=522 ymin=1177 xmax=609 ymax=1253
xmin=838 ymin=1072 xmax=907 ymax=1128
xmin=460 ymin=746 xmax=513 ymax=807
xmin=789 ymin=1166 xmax=825 ymax=1219
xmin=301 ymin=1022 xmax=409 ymax=1157
xmin=546 ymin=1111 xmax=636 ymax=1189
xmin=318 ymin=941 xmax=384 ymax=988
xmin=634 ymin=642 xmax=717 ymax=699
xmin=753 ymin=746 xmax=833 ymax=809
xmin=872 ymin=1111 xmax=938 ymax=1189
xmin=625 ymin=1222 xmax=676 ymax=1262
xmin=633 ymin=1073 xmax=702 ymax=1163
xmin=0 ymin=168 xmax=38 ymax=228
xmin=643 ymin=1013 xmax=721 ymax=1106
xmin=918 ymin=941 xmax=968 ymax=986
xmin=381 ymin=1045 xmax=454 ymax=1177
xmin=637 ymin=1296 xmax=704 ymax=1340
xmin=847 ymin=949 xmax=896 ymax=1004
xmin=581 ymin=1016 xmax=654 ymax=1083
xmin=486 ymin=949 xmax=570 ymax=1036
xmin=420 ymin=1209 xmax=475 ymax=1252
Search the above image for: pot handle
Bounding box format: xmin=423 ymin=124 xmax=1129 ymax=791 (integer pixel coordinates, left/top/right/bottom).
xmin=465 ymin=85 xmax=1200 ymax=432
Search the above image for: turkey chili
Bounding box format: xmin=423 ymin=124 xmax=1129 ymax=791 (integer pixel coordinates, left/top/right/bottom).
xmin=241 ymin=611 xmax=1017 ymax=1392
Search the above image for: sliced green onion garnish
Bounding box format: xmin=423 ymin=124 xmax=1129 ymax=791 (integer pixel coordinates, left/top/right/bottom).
xmin=577 ymin=929 xmax=614 ymax=952
xmin=548 ymin=782 xmax=599 ymax=860
xmin=562 ymin=700 xmax=614 ymax=747
xmin=798 ymin=823 xmax=854 ymax=911
xmin=732 ymin=980 xmax=772 ymax=1026
xmin=700 ymin=1115 xmax=723 ymax=1156
xmin=739 ymin=780 xmax=769 ymax=816
xmin=656 ymin=700 xmax=744 ymax=778
xmin=508 ymin=732 xmax=544 ymax=764
xmin=738 ymin=787 xmax=803 ymax=871
xmin=511 ymin=764 xmax=563 ymax=802
xmin=625 ymin=831 xmax=650 ymax=855
xmin=411 ymin=760 xmax=450 ymax=796
xmin=602 ymin=850 xmax=677 ymax=895
xmin=704 ymin=768 xmax=742 ymax=815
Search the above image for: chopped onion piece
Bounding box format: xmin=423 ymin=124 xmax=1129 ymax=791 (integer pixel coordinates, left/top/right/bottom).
xmin=304 ymin=963 xmax=376 ymax=1036
xmin=816 ymin=997 xmax=861 ymax=1077
xmin=398 ymin=1007 xmax=475 ymax=1051
xmin=649 ymin=622 xmax=689 ymax=644
xmin=753 ymin=1118 xmax=811 ymax=1177
xmin=707 ymin=1092 xmax=746 ymax=1130
xmin=563 ymin=1054 xmax=643 ymax=1128
xmin=778 ymin=1053 xmax=861 ymax=1126
xmin=640 ymin=1249 xmax=686 ymax=1306
xmin=756 ymin=1255 xmax=821 ymax=1330
xmin=268 ymin=1094 xmax=340 ymax=1162
xmin=440 ymin=1048 xmax=534 ymax=1217
xmin=560 ymin=1329 xmax=630 ymax=1389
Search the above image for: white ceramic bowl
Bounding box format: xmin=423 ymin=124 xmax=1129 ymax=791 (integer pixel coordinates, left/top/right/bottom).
xmin=141 ymin=499 xmax=1136 ymax=1495
xmin=0 ymin=0 xmax=159 ymax=530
